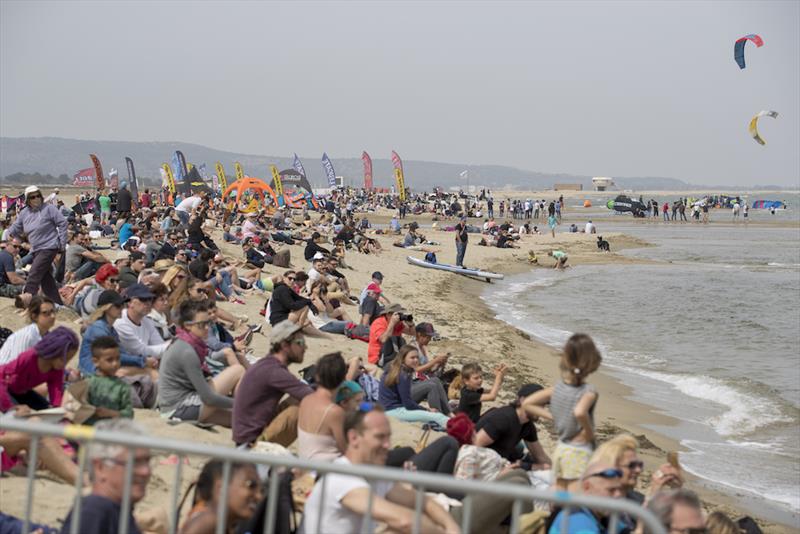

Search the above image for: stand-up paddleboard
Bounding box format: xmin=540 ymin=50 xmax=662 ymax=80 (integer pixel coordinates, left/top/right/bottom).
xmin=407 ymin=256 xmax=504 ymax=282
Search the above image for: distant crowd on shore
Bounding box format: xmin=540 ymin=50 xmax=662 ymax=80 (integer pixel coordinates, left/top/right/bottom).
xmin=0 ymin=183 xmax=762 ymax=534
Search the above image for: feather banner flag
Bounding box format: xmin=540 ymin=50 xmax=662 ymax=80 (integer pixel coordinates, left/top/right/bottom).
xmin=391 ymin=151 xmax=406 ymax=201
xmin=293 ymin=153 xmax=307 ymax=178
xmin=362 ymin=151 xmax=373 ymax=190
xmin=89 ymin=154 xmax=104 ymax=190
xmin=321 ymin=153 xmax=337 ymax=188
xmin=215 ymin=162 xmax=228 ymax=193
xmin=234 ymin=162 xmax=245 ymax=182
xmin=125 ymin=157 xmax=139 ymax=207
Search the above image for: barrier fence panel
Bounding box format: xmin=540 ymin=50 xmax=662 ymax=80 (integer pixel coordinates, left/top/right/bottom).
xmin=0 ymin=416 xmax=667 ymax=534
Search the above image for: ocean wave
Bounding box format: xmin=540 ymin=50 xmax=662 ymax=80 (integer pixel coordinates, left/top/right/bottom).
xmin=632 ymin=370 xmax=792 ymax=436
xmin=680 ymin=439 xmax=800 ymax=511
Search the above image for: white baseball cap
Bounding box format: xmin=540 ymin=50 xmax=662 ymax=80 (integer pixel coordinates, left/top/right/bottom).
xmin=24 ymin=186 xmax=40 ymax=196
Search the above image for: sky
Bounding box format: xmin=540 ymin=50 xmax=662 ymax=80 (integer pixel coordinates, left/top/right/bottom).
xmin=1 ymin=0 xmax=798 ymax=186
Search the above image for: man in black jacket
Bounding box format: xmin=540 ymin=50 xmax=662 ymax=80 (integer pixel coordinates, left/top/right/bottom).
xmin=268 ymin=271 xmax=317 ymax=326
xmin=116 ymin=182 xmax=133 ymax=219
xmin=303 ymin=232 xmax=330 ymax=262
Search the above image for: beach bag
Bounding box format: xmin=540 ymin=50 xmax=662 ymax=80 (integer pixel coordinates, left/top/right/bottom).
xmin=424 ymin=251 xmax=437 ymax=264
xmin=343 ymin=323 xmax=370 ymax=342
xmin=357 ymin=373 xmax=380 ymax=403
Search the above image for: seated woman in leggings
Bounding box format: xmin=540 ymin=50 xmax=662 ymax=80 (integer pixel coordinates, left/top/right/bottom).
xmin=378 ymin=345 xmax=450 ymax=429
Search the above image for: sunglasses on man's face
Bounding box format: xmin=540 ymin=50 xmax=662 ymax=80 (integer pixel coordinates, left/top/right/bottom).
xmin=586 ymin=468 xmax=623 ymax=480
xmin=27 ymin=194 xmax=43 ymax=200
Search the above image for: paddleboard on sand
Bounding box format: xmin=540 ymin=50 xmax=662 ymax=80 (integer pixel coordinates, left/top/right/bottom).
xmin=406 ymin=256 xmax=504 ymax=281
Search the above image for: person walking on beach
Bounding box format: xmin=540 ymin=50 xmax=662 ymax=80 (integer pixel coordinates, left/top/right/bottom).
xmin=663 ymin=201 xmax=670 ymax=222
xmin=7 ymin=185 xmax=68 ymax=305
xmin=455 ymin=215 xmax=468 ymax=267
xmin=523 ymin=333 xmax=602 ymax=491
xmin=548 ymin=213 xmax=558 ymax=238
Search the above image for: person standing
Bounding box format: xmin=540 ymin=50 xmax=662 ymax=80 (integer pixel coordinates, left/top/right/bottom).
xmin=116 ymin=182 xmax=133 ymax=220
xmin=455 ymin=215 xmax=468 ymax=267
xmin=7 ymin=185 xmax=67 ymax=305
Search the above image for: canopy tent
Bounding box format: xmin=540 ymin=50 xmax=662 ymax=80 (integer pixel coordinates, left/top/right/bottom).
xmin=223 ymin=177 xmax=279 ymax=206
xmin=273 ymin=169 xmax=320 ymax=209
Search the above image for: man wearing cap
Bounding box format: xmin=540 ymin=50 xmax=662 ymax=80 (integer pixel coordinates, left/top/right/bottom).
xmin=232 ymin=321 xmax=313 ymax=447
xmin=304 ymin=231 xmax=330 ymax=262
xmin=474 ymin=383 xmax=552 ymax=466
xmin=7 ymin=185 xmax=68 ymax=304
xmin=367 ymin=303 xmax=414 ymax=366
xmin=113 ymin=284 xmax=170 ymax=375
xmin=359 ymin=271 xmax=389 ymax=306
xmin=455 ymin=215 xmax=469 ymax=267
xmin=358 ymin=283 xmax=384 ymax=326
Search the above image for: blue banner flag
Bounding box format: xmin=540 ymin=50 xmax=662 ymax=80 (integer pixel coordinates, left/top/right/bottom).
xmin=171 ymin=152 xmax=185 ymax=182
xmin=293 ymin=153 xmax=307 ymax=178
xmin=321 ymin=153 xmax=337 ymax=188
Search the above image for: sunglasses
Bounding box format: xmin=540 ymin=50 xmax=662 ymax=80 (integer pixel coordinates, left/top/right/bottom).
xmin=108 ymin=278 xmax=119 ymax=283
xmin=586 ymin=468 xmax=623 ymax=480
xmin=186 ymin=319 xmax=212 ymax=328
xmin=625 ymin=461 xmax=644 ymax=470
xmin=27 ymin=194 xmax=43 ymax=200
xmin=286 ymin=277 xmax=296 ymax=281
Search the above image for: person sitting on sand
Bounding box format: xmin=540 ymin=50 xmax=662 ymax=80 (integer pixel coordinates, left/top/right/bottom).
xmin=268 ymin=271 xmax=319 ymax=333
xmin=646 ymin=489 xmax=705 ymax=534
xmin=548 ymin=249 xmax=569 ymax=269
xmin=474 ymin=383 xmax=552 ymax=466
xmin=82 ymin=336 xmax=134 ymax=426
xmin=0 ymin=296 xmax=55 ymax=365
xmin=458 ymin=362 xmax=507 ymax=423
xmin=158 ymin=300 xmax=244 ymax=427
xmin=547 ymin=460 xmax=624 ymax=534
xmin=179 ymin=459 xmax=261 ymax=534
xmin=378 ymin=345 xmax=450 ymax=428
xmin=367 ymin=303 xmax=414 ymax=366
xmin=523 ymin=333 xmax=601 ymax=491
xmin=114 ymin=284 xmax=170 ymax=377
xmin=232 ymin=321 xmax=313 ymax=448
xmin=0 ymin=326 xmax=79 ymax=412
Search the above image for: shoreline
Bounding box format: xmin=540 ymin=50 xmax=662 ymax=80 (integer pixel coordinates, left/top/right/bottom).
xmin=447 ymin=231 xmax=798 ymax=531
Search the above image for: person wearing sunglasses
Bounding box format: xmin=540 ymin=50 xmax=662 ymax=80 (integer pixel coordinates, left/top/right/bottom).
xmin=6 ymin=185 xmax=68 ymax=305
xmin=0 ymin=237 xmax=26 ymax=299
xmin=547 ymin=461 xmax=625 ymax=534
xmin=0 ymin=296 xmax=55 ymax=366
xmin=158 ymin=300 xmax=243 ymax=427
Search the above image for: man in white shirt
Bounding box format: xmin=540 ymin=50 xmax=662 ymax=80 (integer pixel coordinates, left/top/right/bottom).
xmin=301 ymin=407 xmax=461 ymax=534
xmin=114 ymin=284 xmax=170 ymax=375
xmin=585 ymin=220 xmax=596 ymax=234
xmin=175 ymin=191 xmax=206 ymax=226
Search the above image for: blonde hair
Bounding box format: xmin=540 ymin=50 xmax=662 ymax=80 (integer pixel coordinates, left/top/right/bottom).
xmin=560 ymin=333 xmax=602 ymax=385
xmin=706 ymin=511 xmax=739 ymax=534
xmin=161 ymin=265 xmax=189 ymax=311
xmin=590 ymin=434 xmax=638 ymax=467
xmin=87 ymin=302 xmax=116 ymax=325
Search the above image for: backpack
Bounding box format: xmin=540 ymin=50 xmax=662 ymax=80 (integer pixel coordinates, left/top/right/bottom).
xmin=424 ymin=251 xmax=437 ymax=264
xmin=357 ymin=373 xmax=380 ymax=403
xmin=343 ymin=323 xmax=370 ymax=342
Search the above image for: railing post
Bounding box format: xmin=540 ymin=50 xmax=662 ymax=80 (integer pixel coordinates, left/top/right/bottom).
xmin=119 ymin=448 xmax=135 ymax=534
xmin=21 ymin=435 xmax=40 ymax=534
xmin=264 ymin=467 xmax=281 ymax=534
xmin=168 ymin=455 xmax=184 ymax=534
xmin=360 ymin=480 xmax=374 ymax=534
xmin=215 ymin=460 xmax=232 ymax=534
xmin=510 ymin=498 xmax=522 ymax=534
xmin=69 ymin=443 xmax=89 ymax=534
xmin=460 ymin=495 xmax=472 ymax=534
xmin=412 ymin=485 xmax=425 ymax=534
xmin=313 ymin=475 xmax=327 ymax=534
xmin=608 ymin=511 xmax=620 ymax=534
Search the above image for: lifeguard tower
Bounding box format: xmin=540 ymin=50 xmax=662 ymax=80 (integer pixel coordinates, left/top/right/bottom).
xmin=592 ymin=177 xmax=615 ymax=191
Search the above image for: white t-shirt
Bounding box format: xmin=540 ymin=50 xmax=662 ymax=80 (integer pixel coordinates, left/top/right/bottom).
xmin=300 ymin=457 xmax=394 ymax=534
xmin=585 ymin=222 xmax=595 ymax=234
xmin=175 ymin=196 xmax=202 ymax=214
xmin=0 ymin=323 xmax=42 ymax=365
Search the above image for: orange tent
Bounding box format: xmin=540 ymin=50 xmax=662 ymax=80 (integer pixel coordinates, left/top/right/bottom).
xmin=223 ymin=177 xmax=278 ymax=206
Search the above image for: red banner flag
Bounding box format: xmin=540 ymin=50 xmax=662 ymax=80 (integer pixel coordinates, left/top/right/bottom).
xmin=362 ymin=151 xmax=373 ymax=190
xmin=73 ymin=168 xmax=95 ymax=187
xmin=391 ymin=150 xmax=403 ymax=174
xmin=89 ymin=154 xmax=104 ymax=190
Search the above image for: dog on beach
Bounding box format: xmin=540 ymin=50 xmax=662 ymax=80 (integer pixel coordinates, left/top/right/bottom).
xmin=597 ymin=236 xmax=610 ymax=252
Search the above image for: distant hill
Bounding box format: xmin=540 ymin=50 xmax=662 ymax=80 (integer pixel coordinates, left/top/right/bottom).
xmin=0 ymin=136 xmax=696 ymax=191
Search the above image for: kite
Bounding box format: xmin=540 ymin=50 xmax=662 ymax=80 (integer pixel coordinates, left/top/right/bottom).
xmin=749 ymin=110 xmax=778 ymax=146
xmin=734 ymin=34 xmax=763 ymax=69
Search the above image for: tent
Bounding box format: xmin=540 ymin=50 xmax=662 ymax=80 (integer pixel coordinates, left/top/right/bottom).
xmin=223 ymin=177 xmax=279 ymax=206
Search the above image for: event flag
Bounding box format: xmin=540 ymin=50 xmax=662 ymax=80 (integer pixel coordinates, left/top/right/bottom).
xmin=234 ymin=162 xmax=245 ymax=182
xmin=391 ymin=151 xmax=406 ymax=201
xmin=175 ymin=151 xmax=192 ymax=193
xmin=321 ymin=153 xmax=337 ymax=188
xmin=292 ymin=153 xmax=307 ymax=179
xmin=73 ymin=168 xmax=95 ymax=187
xmin=270 ymin=165 xmax=285 ymax=207
xmin=362 ymin=151 xmax=373 ymax=190
xmin=125 ymin=157 xmax=139 ymax=207
xmin=162 ymin=163 xmax=177 ymax=194
xmin=215 ymin=162 xmax=228 ymax=193
xmin=89 ymin=154 xmax=104 ymax=190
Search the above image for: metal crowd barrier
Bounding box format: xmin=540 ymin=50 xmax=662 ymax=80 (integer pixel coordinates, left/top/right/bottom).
xmin=0 ymin=416 xmax=666 ymax=534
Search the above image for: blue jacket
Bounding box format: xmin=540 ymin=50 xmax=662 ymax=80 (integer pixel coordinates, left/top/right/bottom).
xmin=379 ymin=370 xmax=422 ymax=411
xmin=79 ymin=319 xmax=145 ymax=375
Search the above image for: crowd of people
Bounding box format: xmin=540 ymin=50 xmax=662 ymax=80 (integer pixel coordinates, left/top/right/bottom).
xmin=0 ymin=183 xmax=762 ymax=534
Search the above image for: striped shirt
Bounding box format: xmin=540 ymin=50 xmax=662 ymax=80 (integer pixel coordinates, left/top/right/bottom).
xmin=550 ymin=381 xmax=597 ymax=442
xmin=0 ymin=324 xmax=42 ymax=365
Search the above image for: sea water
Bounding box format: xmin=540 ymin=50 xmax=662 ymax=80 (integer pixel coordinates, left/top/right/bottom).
xmin=482 ymin=212 xmax=800 ymax=524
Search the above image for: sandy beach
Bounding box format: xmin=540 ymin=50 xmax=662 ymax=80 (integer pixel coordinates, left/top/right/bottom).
xmin=0 ymin=190 xmax=796 ymax=532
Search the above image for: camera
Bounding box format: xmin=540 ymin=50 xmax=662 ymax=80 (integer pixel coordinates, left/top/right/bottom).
xmin=399 ymin=313 xmax=414 ymax=322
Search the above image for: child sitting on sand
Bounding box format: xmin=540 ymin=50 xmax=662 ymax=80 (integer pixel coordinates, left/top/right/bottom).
xmin=84 ymin=336 xmax=133 ymax=425
xmin=458 ymin=362 xmax=508 ymax=423
xmin=522 ymin=333 xmax=601 ymax=491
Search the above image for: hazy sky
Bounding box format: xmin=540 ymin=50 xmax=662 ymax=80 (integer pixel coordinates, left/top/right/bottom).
xmin=2 ymin=1 xmax=798 ymax=186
